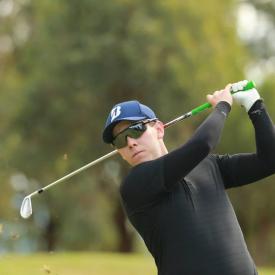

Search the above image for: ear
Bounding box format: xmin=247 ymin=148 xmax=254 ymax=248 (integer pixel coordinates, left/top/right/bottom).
xmin=155 ymin=121 xmax=165 ymax=139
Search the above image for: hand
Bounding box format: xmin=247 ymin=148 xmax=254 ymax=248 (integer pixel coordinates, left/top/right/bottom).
xmin=232 ymin=88 xmax=260 ymax=112
xmin=206 ymin=84 xmax=233 ymax=107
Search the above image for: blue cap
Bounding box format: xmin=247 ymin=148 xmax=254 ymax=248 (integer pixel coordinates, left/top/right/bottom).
xmin=102 ymin=100 xmax=157 ymax=144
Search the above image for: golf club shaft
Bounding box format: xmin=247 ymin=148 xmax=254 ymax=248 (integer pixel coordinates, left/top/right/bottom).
xmin=37 ymin=149 xmax=118 ymax=195
xmin=28 ymin=80 xmax=256 ymax=197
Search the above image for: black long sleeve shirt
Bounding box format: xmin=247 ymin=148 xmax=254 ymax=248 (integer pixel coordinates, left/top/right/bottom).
xmin=120 ymin=101 xmax=275 ymax=275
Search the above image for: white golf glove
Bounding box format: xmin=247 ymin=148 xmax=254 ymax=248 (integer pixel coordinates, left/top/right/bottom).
xmin=232 ymin=86 xmax=260 ymax=112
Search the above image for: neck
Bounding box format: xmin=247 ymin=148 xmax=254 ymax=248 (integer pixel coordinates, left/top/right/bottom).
xmin=159 ymin=140 xmax=168 ymax=156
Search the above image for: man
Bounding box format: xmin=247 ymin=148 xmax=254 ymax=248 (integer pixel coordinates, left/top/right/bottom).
xmin=102 ymin=84 xmax=275 ymax=274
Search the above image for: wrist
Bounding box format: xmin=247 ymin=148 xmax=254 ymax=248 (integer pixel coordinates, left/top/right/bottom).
xmin=243 ymin=93 xmax=261 ymax=112
xmin=248 ymin=99 xmax=264 ymax=115
xmin=215 ymin=101 xmax=231 ymax=116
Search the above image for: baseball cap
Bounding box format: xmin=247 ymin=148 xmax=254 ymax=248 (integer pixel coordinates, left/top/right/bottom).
xmin=102 ymin=100 xmax=157 ymax=144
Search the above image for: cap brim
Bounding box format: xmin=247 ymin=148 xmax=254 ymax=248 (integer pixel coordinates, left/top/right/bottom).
xmin=102 ymin=116 xmax=147 ymax=144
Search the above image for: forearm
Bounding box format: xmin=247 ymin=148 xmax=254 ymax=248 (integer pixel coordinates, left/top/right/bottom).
xmin=163 ymin=102 xmax=231 ymax=188
xmin=249 ymin=100 xmax=275 ymax=165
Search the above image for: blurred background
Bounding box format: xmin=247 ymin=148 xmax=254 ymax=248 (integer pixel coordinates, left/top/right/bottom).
xmin=0 ymin=0 xmax=275 ymax=270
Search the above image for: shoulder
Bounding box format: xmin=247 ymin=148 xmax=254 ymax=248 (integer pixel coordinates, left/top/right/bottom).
xmin=119 ymin=158 xmax=165 ymax=198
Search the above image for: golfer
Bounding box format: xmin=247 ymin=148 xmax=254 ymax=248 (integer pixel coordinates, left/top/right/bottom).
xmin=102 ymin=84 xmax=275 ymax=275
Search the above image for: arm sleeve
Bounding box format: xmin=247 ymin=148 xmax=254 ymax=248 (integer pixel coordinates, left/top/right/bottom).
xmin=162 ymin=101 xmax=231 ymax=189
xmin=216 ymin=100 xmax=275 ymax=189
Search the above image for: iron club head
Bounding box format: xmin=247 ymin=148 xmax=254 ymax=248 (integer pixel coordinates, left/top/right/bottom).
xmin=19 ymin=150 xmax=118 ymax=219
xmin=20 ymin=195 xmax=33 ymax=219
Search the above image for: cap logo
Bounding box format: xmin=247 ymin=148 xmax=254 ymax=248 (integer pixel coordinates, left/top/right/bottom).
xmin=110 ymin=106 xmax=121 ymax=122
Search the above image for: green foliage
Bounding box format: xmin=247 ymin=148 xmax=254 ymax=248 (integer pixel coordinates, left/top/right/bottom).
xmin=244 ymin=0 xmax=275 ymax=59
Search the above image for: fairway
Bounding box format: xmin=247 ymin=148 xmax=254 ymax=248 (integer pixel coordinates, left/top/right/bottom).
xmin=0 ymin=253 xmax=156 ymax=275
xmin=0 ymin=252 xmax=274 ymax=275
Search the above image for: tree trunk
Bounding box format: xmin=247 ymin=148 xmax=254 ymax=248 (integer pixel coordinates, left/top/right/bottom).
xmin=113 ymin=200 xmax=134 ymax=252
xmin=43 ymin=217 xmax=57 ymax=252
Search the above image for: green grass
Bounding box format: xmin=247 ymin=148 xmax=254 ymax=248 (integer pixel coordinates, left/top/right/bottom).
xmin=0 ymin=252 xmax=274 ymax=275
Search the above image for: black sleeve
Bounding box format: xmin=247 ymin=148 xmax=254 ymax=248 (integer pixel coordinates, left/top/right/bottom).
xmin=162 ymin=101 xmax=231 ymax=189
xmin=216 ymin=100 xmax=275 ymax=189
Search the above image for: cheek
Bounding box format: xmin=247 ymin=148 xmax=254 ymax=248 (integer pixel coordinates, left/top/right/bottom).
xmin=143 ymin=131 xmax=158 ymax=149
xmin=150 ymin=128 xmax=159 ymax=140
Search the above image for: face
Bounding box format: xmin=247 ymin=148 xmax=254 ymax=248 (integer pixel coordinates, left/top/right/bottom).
xmin=112 ymin=120 xmax=165 ymax=166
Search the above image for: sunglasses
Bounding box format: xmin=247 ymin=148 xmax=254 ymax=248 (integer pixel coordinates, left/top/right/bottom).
xmin=112 ymin=118 xmax=158 ymax=149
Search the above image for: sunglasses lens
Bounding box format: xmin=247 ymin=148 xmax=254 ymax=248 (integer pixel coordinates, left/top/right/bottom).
xmin=113 ymin=123 xmax=147 ymax=148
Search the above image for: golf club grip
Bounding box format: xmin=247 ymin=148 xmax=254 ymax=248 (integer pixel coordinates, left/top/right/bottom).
xmin=191 ymin=80 xmax=256 ymax=116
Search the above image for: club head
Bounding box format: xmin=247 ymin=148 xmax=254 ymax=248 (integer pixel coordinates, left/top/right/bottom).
xmin=20 ymin=196 xmax=33 ymax=219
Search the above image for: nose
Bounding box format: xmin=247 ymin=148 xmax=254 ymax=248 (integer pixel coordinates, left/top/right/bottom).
xmin=126 ymin=136 xmax=138 ymax=148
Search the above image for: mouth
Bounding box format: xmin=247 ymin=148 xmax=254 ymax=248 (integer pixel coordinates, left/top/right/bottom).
xmin=132 ymin=151 xmax=143 ymax=159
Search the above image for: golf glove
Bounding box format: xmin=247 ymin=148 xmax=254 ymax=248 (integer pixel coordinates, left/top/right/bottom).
xmin=232 ymin=88 xmax=260 ymax=112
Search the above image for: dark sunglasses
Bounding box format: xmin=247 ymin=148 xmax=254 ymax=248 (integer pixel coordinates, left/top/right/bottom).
xmin=112 ymin=118 xmax=158 ymax=149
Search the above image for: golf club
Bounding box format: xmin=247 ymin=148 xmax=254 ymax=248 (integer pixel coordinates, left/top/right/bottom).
xmin=20 ymin=80 xmax=256 ymax=219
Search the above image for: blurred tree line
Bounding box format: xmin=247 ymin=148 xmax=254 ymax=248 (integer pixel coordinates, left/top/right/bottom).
xmin=0 ymin=0 xmax=274 ymax=266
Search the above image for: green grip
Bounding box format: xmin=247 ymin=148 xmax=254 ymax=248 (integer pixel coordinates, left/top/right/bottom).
xmin=243 ymin=80 xmax=256 ymax=90
xmin=191 ymin=102 xmax=211 ymax=115
xmin=191 ymin=80 xmax=256 ymax=116
xmin=231 ymin=80 xmax=256 ymax=94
